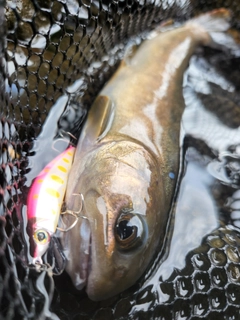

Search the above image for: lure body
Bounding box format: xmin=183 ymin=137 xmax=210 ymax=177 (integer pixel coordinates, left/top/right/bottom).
xmin=27 ymin=146 xmax=75 ymax=264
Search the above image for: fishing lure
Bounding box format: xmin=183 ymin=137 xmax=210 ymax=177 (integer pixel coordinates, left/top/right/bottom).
xmin=27 ymin=145 xmax=76 ymax=264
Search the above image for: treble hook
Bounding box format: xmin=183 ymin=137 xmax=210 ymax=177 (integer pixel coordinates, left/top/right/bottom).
xmin=59 ymin=131 xmax=77 ymax=141
xmin=29 ymin=259 xmax=53 ymax=274
xmin=57 ymin=193 xmax=88 ymax=232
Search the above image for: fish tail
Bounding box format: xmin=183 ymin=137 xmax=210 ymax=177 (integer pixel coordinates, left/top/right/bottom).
xmin=185 ymin=8 xmax=231 ymax=46
xmin=187 ymin=8 xmax=231 ymax=33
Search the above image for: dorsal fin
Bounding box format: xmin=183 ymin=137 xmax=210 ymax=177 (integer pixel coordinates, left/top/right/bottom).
xmin=79 ymin=95 xmax=113 ymax=151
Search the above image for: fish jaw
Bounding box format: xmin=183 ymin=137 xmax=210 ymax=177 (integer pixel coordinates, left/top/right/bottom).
xmin=62 ymin=214 xmax=91 ymax=290
xmin=62 ymin=141 xmax=167 ymax=300
xmin=85 ymin=174 xmax=164 ymax=301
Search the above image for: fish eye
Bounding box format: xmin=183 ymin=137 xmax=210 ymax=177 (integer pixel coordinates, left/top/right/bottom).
xmin=115 ymin=213 xmax=145 ymax=250
xmin=33 ymin=229 xmax=50 ymax=245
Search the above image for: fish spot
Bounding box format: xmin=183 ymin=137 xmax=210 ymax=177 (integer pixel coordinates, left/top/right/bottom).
xmin=57 ymin=165 xmax=67 ymax=173
xmin=67 ymin=151 xmax=73 ymax=156
xmin=52 ymin=209 xmax=57 ymax=215
xmin=37 ymin=179 xmax=43 ymax=183
xmin=63 ymin=157 xmax=70 ymax=163
xmin=46 ymin=188 xmax=60 ymax=198
xmin=51 ymin=174 xmax=64 ymax=184
xmin=33 ymin=194 xmax=39 ymax=199
xmin=44 ymin=168 xmax=50 ymax=173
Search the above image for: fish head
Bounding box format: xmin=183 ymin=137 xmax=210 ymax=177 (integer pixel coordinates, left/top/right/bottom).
xmin=27 ymin=218 xmax=52 ymax=264
xmin=62 ymin=141 xmax=169 ymax=300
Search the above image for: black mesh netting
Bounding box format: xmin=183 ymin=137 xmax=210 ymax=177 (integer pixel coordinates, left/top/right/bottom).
xmin=1 ymin=0 xmax=240 ymax=319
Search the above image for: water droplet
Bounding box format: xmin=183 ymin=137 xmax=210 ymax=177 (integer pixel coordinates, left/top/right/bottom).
xmin=169 ymin=172 xmax=175 ymax=179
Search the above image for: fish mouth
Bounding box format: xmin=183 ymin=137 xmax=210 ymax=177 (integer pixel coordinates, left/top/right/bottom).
xmin=73 ymin=217 xmax=92 ymax=290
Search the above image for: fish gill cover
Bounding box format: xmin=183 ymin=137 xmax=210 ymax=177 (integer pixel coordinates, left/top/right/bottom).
xmin=1 ymin=0 xmax=240 ymax=319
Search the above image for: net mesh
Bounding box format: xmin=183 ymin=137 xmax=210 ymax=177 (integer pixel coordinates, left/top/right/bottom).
xmin=1 ymin=0 xmax=240 ymax=319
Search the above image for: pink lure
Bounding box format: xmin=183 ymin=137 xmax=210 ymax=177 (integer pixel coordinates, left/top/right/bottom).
xmin=27 ymin=146 xmax=75 ymax=264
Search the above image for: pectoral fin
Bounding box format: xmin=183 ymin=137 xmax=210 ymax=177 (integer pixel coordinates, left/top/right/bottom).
xmin=80 ymin=95 xmax=113 ymax=149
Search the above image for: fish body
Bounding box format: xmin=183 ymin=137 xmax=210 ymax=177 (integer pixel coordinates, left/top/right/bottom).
xmin=27 ymin=146 xmax=75 ymax=264
xmin=62 ymin=9 xmax=231 ymax=300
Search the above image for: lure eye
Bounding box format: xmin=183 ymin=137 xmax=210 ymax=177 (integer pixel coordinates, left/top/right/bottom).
xmin=33 ymin=229 xmax=50 ymax=245
xmin=115 ymin=213 xmax=145 ymax=250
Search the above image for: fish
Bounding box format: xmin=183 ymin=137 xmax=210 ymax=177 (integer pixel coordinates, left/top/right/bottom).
xmin=61 ymin=9 xmax=232 ymax=301
xmin=27 ymin=145 xmax=75 ymax=264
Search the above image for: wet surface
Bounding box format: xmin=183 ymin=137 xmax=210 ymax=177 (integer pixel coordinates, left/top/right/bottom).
xmin=1 ymin=0 xmax=240 ymax=319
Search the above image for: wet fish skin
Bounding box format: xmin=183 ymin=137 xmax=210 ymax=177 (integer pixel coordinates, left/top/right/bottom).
xmin=62 ymin=9 xmax=231 ymax=301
